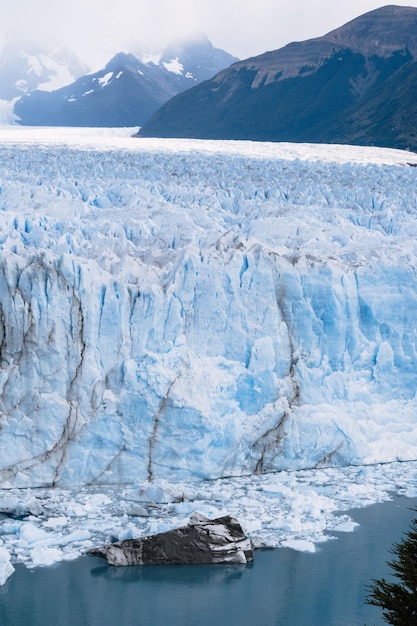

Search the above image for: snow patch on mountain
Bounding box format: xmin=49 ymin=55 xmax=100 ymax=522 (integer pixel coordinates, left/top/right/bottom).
xmin=36 ymin=58 xmax=83 ymax=92
xmin=0 ymin=42 xmax=89 ymax=101
xmin=97 ymin=72 xmax=114 ymax=88
xmin=162 ymin=58 xmax=184 ymax=75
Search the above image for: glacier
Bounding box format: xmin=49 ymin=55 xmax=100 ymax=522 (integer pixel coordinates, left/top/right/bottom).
xmin=1 ymin=127 xmax=417 ymax=489
xmin=2 ymin=127 xmax=417 ymax=583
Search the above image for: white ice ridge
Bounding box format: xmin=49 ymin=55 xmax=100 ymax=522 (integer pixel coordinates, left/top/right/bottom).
xmin=1 ymin=460 xmax=417 ymax=585
xmin=1 ymin=128 xmax=417 ymax=488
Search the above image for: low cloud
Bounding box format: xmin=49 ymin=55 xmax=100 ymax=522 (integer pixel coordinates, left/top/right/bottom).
xmin=2 ymin=0 xmax=417 ymax=69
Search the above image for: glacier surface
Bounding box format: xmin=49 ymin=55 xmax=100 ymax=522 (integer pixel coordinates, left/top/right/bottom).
xmin=1 ymin=128 xmax=417 ymax=490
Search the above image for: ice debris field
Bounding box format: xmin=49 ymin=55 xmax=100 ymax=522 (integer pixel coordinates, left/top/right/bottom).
xmin=2 ymin=461 xmax=417 ymax=586
xmin=1 ymin=127 xmax=417 ymax=583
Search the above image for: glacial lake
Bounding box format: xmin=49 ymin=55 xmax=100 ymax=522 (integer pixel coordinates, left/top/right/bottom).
xmin=1 ymin=495 xmax=416 ymax=626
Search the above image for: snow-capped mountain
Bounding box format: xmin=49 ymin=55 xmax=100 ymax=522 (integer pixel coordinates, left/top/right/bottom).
xmin=14 ymin=35 xmax=238 ymax=127
xmin=0 ymin=40 xmax=89 ymax=100
xmin=158 ymin=32 xmax=239 ymax=86
xmin=14 ymin=53 xmax=180 ymax=127
xmin=139 ymin=5 xmax=417 ymax=151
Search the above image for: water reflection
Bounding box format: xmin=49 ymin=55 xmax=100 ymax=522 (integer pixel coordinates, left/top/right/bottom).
xmin=90 ymin=559 xmax=250 ymax=584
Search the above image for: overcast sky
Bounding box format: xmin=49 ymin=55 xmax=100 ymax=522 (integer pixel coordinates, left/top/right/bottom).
xmin=3 ymin=1 xmax=417 ymax=69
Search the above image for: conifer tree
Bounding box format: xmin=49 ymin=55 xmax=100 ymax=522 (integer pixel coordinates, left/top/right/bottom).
xmin=367 ymin=512 xmax=417 ymax=625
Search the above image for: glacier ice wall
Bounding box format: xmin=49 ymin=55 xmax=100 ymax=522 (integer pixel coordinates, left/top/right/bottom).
xmin=1 ymin=130 xmax=417 ymax=487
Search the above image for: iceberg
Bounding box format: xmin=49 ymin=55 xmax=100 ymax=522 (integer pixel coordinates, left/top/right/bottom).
xmin=0 ymin=128 xmax=417 ymax=489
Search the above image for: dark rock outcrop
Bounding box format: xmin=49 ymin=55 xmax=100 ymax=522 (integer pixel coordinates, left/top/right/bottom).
xmin=90 ymin=514 xmax=253 ymax=566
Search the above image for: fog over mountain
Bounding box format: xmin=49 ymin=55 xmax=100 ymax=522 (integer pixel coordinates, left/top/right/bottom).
xmin=3 ymin=1 xmax=417 ymax=70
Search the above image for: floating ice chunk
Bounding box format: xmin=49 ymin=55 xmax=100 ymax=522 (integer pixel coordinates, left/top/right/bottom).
xmin=19 ymin=522 xmax=51 ymax=545
xmin=62 ymin=550 xmax=84 ymax=561
xmin=86 ymin=494 xmax=112 ymax=508
xmin=281 ymin=539 xmax=316 ymax=553
xmin=43 ymin=516 xmax=69 ymax=529
xmin=0 ymin=495 xmax=44 ymax=517
xmin=251 ymin=536 xmax=279 ymax=549
xmin=1 ymin=520 xmax=23 ymax=534
xmin=402 ymin=487 xmax=417 ymax=498
xmin=65 ymin=503 xmax=87 ymax=517
xmin=50 ymin=529 xmax=91 ymax=546
xmin=332 ymin=518 xmax=360 ymax=532
xmin=116 ymin=523 xmax=144 ymax=542
xmin=29 ymin=546 xmax=63 ymax=567
xmin=278 ymin=517 xmax=303 ymax=533
xmin=127 ymin=482 xmax=173 ymax=504
xmin=173 ymin=503 xmax=226 ymax=519
xmin=239 ymin=518 xmax=263 ymax=533
xmin=0 ymin=547 xmax=14 ymax=585
xmin=143 ymin=485 xmax=171 ymax=504
xmin=124 ymin=504 xmax=149 ymax=517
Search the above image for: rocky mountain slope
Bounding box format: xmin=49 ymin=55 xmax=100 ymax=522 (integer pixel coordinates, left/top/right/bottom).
xmin=139 ymin=5 xmax=417 ymax=151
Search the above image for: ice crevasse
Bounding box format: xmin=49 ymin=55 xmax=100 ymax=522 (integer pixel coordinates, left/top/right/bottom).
xmin=1 ymin=129 xmax=417 ymax=487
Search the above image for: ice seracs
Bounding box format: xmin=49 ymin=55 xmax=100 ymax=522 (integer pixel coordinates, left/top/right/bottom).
xmin=1 ymin=128 xmax=417 ymax=489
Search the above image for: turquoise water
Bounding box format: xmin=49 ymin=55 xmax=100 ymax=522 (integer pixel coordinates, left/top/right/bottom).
xmin=1 ymin=495 xmax=416 ymax=626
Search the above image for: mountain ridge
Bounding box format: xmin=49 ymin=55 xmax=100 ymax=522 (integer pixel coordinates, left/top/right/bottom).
xmin=0 ymin=40 xmax=90 ymax=100
xmin=139 ymin=5 xmax=417 ymax=150
xmin=14 ymin=35 xmax=238 ymax=127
